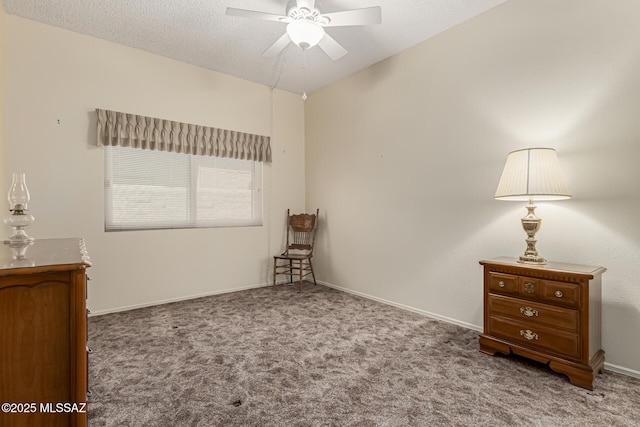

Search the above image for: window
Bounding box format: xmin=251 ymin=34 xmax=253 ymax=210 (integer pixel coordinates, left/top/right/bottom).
xmin=104 ymin=146 xmax=262 ymax=231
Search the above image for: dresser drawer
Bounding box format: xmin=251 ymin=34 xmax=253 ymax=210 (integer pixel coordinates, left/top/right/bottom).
xmin=487 ymin=294 xmax=579 ymax=332
xmin=519 ymin=277 xmax=542 ymax=298
xmin=514 ymin=276 xmax=580 ymax=308
xmin=488 ymin=272 xmax=518 ymax=296
xmin=488 ymin=315 xmax=580 ymax=360
xmin=542 ymin=280 xmax=580 ymax=308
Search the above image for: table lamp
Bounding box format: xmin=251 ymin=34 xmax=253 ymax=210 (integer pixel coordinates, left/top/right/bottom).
xmin=494 ymin=148 xmax=571 ymax=264
xmin=4 ymin=172 xmax=35 ymax=246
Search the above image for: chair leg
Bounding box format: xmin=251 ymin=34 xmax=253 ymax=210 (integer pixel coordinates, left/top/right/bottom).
xmin=299 ymin=259 xmax=303 ymax=293
xmin=308 ymin=258 xmax=317 ymax=285
xmin=272 ymin=258 xmax=277 ymax=290
xmin=289 ymin=259 xmax=293 ymax=284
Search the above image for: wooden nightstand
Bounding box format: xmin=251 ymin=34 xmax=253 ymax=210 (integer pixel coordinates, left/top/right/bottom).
xmin=479 ymin=257 xmax=605 ymax=390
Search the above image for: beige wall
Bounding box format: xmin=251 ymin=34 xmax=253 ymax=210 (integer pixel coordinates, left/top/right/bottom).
xmin=0 ymin=6 xmax=6 ymax=193
xmin=306 ymin=0 xmax=640 ymax=374
xmin=4 ymin=16 xmax=306 ymax=313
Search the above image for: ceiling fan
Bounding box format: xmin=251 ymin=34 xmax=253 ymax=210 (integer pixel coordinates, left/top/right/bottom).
xmin=226 ymin=0 xmax=382 ymax=61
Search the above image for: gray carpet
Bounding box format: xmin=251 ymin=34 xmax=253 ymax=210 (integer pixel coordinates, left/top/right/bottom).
xmin=88 ymin=283 xmax=640 ymax=426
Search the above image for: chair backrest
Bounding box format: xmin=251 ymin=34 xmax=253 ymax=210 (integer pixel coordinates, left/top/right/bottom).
xmin=285 ymin=209 xmax=319 ymax=253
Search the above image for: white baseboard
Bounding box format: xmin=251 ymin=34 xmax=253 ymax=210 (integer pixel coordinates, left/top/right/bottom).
xmin=604 ymin=362 xmax=640 ymax=380
xmin=89 ymin=282 xmax=269 ymax=316
xmin=319 ymin=280 xmax=482 ymax=332
xmin=319 ymin=280 xmax=640 ymax=380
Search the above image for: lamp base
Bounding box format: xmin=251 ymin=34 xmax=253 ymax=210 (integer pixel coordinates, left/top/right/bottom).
xmin=4 ymin=235 xmax=35 ymax=246
xmin=517 ymin=201 xmax=547 ymax=265
xmin=4 ymin=227 xmax=35 ymax=246
xmin=4 ymin=212 xmax=35 ymax=246
xmin=518 ymin=254 xmax=547 ymax=265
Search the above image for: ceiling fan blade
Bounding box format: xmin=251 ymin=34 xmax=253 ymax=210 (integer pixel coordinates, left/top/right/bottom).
xmin=225 ymin=7 xmax=289 ymax=23
xmin=262 ymin=32 xmax=292 ymax=57
xmin=318 ymin=33 xmax=348 ymax=61
xmin=321 ymin=6 xmax=382 ymax=27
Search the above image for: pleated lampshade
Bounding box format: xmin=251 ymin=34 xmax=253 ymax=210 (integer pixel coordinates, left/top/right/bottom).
xmin=495 ymin=148 xmax=571 ymax=201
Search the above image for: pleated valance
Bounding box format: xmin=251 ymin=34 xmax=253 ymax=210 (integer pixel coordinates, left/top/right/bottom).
xmin=96 ymin=108 xmax=272 ymax=162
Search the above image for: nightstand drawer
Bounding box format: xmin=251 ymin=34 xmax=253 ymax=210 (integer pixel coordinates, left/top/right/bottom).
xmin=542 ymin=280 xmax=580 ymax=308
xmin=515 ymin=276 xmax=580 ymax=308
xmin=488 ymin=315 xmax=580 ymax=359
xmin=519 ymin=277 xmax=542 ymax=298
xmin=488 ymin=272 xmax=518 ymax=295
xmin=487 ymin=294 xmax=579 ymax=332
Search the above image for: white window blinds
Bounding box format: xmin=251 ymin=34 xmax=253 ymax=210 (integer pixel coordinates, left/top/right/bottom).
xmin=104 ymin=146 xmax=262 ymax=231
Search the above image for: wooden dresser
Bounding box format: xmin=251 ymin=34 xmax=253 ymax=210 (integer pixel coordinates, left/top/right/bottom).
xmin=0 ymin=238 xmax=91 ymax=427
xmin=479 ymin=257 xmax=605 ymax=390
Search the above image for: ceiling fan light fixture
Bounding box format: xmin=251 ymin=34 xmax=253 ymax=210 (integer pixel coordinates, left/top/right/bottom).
xmin=286 ymin=20 xmax=325 ymax=50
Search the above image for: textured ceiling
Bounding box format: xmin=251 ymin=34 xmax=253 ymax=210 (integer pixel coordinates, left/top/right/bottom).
xmin=2 ymin=0 xmax=509 ymax=95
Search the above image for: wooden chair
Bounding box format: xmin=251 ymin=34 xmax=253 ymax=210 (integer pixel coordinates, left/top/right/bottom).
xmin=273 ymin=209 xmax=319 ymax=292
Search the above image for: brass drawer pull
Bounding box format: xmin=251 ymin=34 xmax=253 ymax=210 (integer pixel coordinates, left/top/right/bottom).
xmin=524 ymin=283 xmax=535 ymax=293
xmin=520 ymin=307 xmax=539 ymax=317
xmin=555 ymin=290 xmax=563 ymax=298
xmin=498 ymin=281 xmax=505 ymax=288
xmin=520 ymin=329 xmax=539 ymax=341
